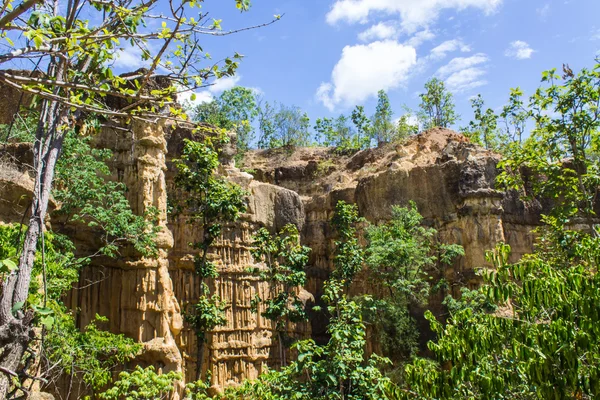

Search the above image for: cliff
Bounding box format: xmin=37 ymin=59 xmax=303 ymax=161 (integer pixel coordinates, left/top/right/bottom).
xmin=0 ymin=114 xmax=542 ymax=394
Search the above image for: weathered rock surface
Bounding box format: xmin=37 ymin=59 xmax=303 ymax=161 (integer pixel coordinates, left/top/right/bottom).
xmin=0 ymin=111 xmax=542 ymax=395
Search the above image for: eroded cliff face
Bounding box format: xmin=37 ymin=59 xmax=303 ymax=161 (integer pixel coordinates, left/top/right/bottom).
xmin=242 ymin=129 xmax=540 ymax=342
xmin=0 ymin=116 xmax=541 ymax=395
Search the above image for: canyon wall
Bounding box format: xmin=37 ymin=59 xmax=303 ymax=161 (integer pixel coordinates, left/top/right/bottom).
xmin=0 ymin=110 xmax=541 ymax=394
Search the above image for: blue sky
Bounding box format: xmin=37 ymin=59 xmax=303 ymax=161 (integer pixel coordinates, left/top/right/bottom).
xmin=152 ymin=0 xmax=600 ymax=129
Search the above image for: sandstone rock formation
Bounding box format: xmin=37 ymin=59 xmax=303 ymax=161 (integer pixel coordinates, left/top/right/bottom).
xmin=243 ymin=128 xmax=540 ymax=342
xmin=0 ymin=106 xmax=542 ymax=395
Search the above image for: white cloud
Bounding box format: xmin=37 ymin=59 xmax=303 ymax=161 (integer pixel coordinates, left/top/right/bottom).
xmin=445 ymin=68 xmax=487 ymax=92
xmin=591 ymin=29 xmax=600 ymax=41
xmin=326 ymin=0 xmax=503 ymax=33
xmin=208 ymin=75 xmax=241 ymax=94
xmin=178 ymin=90 xmax=214 ymax=108
xmin=177 ymin=76 xmax=244 ymax=108
xmin=404 ymin=29 xmax=436 ymax=47
xmin=429 ymin=39 xmax=471 ymax=60
xmin=437 ymin=53 xmax=487 ymax=77
xmin=317 ymin=40 xmax=417 ymax=111
xmin=113 ymin=46 xmax=148 ymax=69
xmin=536 ymin=3 xmax=550 ymax=19
xmin=504 ymin=40 xmax=535 ymax=59
xmin=358 ymin=21 xmax=398 ymax=42
xmin=436 ymin=53 xmax=488 ymax=92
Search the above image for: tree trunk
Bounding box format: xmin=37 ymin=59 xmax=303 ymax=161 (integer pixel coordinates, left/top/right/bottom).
xmin=0 ymin=88 xmax=65 ymax=398
xmin=196 ymin=332 xmax=205 ymax=381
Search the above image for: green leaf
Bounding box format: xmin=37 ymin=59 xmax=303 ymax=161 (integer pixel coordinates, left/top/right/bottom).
xmin=2 ymin=259 xmax=17 ymax=271
xmin=11 ymin=301 xmax=24 ymax=314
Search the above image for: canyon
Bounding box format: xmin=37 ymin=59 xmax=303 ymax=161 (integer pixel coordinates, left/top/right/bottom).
xmin=0 ymin=110 xmax=542 ymax=395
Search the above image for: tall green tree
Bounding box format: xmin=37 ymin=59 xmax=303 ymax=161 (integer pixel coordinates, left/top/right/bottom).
xmin=405 ymin=61 xmax=600 ymax=400
xmin=500 ymin=87 xmax=531 ymax=144
xmin=314 ymin=114 xmax=363 ymax=152
xmin=193 ymin=86 xmax=259 ymax=153
xmin=351 ymin=105 xmax=373 ymax=148
xmin=249 ymin=224 xmax=311 ymax=367
xmin=257 ymin=101 xmax=311 ymax=148
xmin=460 ymin=94 xmax=504 ymax=151
xmin=372 ymin=90 xmax=395 ymax=146
xmin=364 ymin=203 xmax=463 ymax=362
xmin=418 ymin=78 xmax=458 ymax=129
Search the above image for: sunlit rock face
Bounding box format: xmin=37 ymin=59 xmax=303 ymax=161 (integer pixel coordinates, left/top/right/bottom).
xmin=0 ymin=80 xmax=542 ymax=395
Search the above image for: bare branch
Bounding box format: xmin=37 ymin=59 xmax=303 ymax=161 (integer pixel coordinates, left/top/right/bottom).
xmin=0 ymin=0 xmax=42 ymax=29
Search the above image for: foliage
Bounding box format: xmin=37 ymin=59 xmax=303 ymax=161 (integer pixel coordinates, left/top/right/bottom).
xmin=314 ymin=114 xmax=364 ymax=153
xmin=184 ymin=294 xmax=227 ymax=338
xmin=460 ymin=94 xmax=505 ymax=151
xmin=351 ymin=105 xmax=373 ymax=149
xmin=405 ymin=61 xmax=600 ymax=399
xmin=46 ymin=314 xmax=142 ymax=394
xmin=184 ymin=374 xmax=213 ymax=400
xmin=257 ymin=101 xmax=311 ymax=149
xmin=405 ymin=235 xmax=600 ymax=399
xmin=497 ymin=63 xmax=600 ymax=222
xmin=0 ymin=224 xmax=141 ymax=396
xmin=372 ymin=90 xmax=395 ymax=145
xmin=228 ymin=300 xmax=393 ymax=400
xmin=192 ymin=86 xmax=259 ymax=153
xmin=54 ymin=129 xmax=160 ymax=257
xmin=173 ymin=135 xmax=247 ymax=378
xmin=394 ymin=110 xmax=419 ymax=140
xmin=0 ymin=0 xmax=274 ymax=394
xmin=250 ymin=224 xmax=311 ymax=330
xmin=249 ymin=224 xmax=311 ymax=365
xmin=99 ymin=366 xmax=182 ymax=400
xmin=173 ymin=136 xmax=247 ymax=256
xmin=500 ymin=87 xmax=531 ymax=144
xmin=0 ymin=110 xmax=37 ymax=143
xmin=364 ymin=203 xmax=464 ymax=360
xmin=418 ymin=78 xmax=459 ymax=129
xmin=331 ymin=201 xmax=365 ymax=286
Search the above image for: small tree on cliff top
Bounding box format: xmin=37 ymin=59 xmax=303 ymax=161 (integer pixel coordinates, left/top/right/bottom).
xmin=0 ymin=0 xmax=277 ymax=396
xmin=419 ymin=78 xmax=458 ymax=129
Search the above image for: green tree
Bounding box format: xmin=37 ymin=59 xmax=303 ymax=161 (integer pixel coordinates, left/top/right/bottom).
xmin=227 ymin=202 xmax=396 ymax=400
xmin=331 ymin=201 xmax=365 ymax=289
xmin=256 ymin=99 xmax=274 ymax=149
xmin=460 ymin=94 xmax=504 ymax=151
xmin=351 ymin=105 xmax=373 ymax=148
xmin=395 ymin=108 xmax=419 ymax=140
xmin=405 ymin=237 xmax=600 ymax=399
xmin=372 ymin=90 xmax=395 ymax=146
xmin=258 ymin=102 xmax=311 ymax=148
xmin=314 ymin=114 xmax=362 ymax=152
xmin=193 ymin=86 xmax=259 ymax=153
xmin=418 ymin=78 xmax=458 ymax=129
xmin=405 ymin=61 xmax=600 ymax=400
xmin=0 ymin=224 xmax=142 ymax=399
xmin=99 ymin=365 xmax=182 ymax=400
xmin=364 ymin=203 xmax=463 ymax=362
xmin=0 ymin=0 xmax=274 ymax=394
xmin=172 ymin=135 xmax=247 ymax=380
xmin=498 ymin=63 xmax=600 ymax=224
xmin=53 ymin=130 xmax=160 ymax=257
xmin=249 ymin=224 xmax=311 ymax=367
xmin=500 ymin=87 xmax=531 ymax=144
